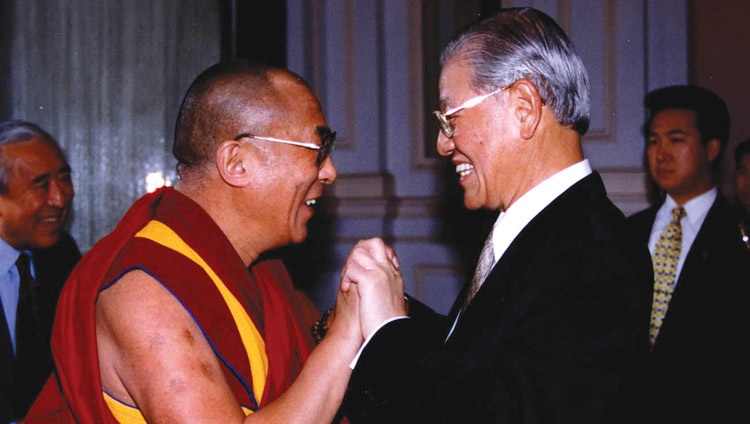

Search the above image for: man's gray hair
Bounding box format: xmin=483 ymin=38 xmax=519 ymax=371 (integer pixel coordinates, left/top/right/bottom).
xmin=441 ymin=7 xmax=590 ymax=135
xmin=0 ymin=120 xmax=58 ymax=193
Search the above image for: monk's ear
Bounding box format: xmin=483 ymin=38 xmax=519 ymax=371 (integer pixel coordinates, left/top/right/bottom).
xmin=215 ymin=140 xmax=252 ymax=187
xmin=511 ymin=79 xmax=543 ymax=140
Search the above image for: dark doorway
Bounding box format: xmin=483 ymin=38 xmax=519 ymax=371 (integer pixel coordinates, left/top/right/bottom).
xmin=0 ymin=0 xmax=14 ymax=118
xmin=222 ymin=1 xmax=287 ymax=67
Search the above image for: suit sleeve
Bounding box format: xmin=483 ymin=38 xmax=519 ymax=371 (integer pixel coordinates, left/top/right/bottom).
xmin=343 ymin=241 xmax=651 ymax=424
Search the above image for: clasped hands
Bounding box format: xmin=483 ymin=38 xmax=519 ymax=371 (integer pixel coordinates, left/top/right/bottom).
xmin=327 ymin=238 xmax=407 ymax=344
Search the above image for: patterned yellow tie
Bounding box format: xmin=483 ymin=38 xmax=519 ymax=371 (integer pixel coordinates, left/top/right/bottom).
xmin=649 ymin=206 xmax=686 ymax=347
xmin=462 ymin=227 xmax=495 ymax=312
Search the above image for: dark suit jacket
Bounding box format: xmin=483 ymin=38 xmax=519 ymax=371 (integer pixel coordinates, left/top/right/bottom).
xmin=0 ymin=232 xmax=81 ymax=423
xmin=344 ymin=173 xmax=653 ymax=423
xmin=627 ymin=192 xmax=750 ymax=423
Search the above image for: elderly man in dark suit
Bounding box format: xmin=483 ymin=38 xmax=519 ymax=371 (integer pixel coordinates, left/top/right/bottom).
xmin=336 ymin=8 xmax=653 ymax=423
xmin=626 ymin=85 xmax=750 ymax=422
xmin=0 ymin=120 xmax=81 ymax=423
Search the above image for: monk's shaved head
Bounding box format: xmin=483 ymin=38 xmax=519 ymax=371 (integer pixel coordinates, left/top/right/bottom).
xmin=173 ymin=61 xmax=318 ymax=175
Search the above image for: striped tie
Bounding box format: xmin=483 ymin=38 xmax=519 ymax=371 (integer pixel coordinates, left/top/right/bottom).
xmin=462 ymin=227 xmax=495 ymax=312
xmin=649 ymin=206 xmax=686 ymax=347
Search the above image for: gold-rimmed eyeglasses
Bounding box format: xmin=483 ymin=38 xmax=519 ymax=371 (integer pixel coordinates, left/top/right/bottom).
xmin=432 ymin=86 xmax=507 ymax=138
xmin=234 ymin=126 xmax=336 ymax=168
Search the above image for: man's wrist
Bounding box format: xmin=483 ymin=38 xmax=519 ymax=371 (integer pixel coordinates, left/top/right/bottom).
xmin=350 ymin=315 xmax=409 ymax=369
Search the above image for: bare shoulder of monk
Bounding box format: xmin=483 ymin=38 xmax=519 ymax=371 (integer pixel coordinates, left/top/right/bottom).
xmin=95 ymin=269 xmax=246 ymax=421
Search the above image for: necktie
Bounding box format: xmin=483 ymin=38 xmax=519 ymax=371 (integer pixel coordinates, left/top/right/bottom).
xmin=462 ymin=227 xmax=495 ymax=312
xmin=14 ymin=251 xmax=42 ymax=419
xmin=649 ymin=206 xmax=686 ymax=347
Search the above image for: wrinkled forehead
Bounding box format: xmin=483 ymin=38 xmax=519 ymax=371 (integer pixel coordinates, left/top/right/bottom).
xmin=267 ymin=75 xmax=327 ymax=133
xmin=438 ymin=59 xmax=474 ymax=108
xmin=276 ymin=75 xmax=323 ymax=111
xmin=2 ymin=137 xmax=66 ymax=163
xmin=1 ymin=139 xmax=69 ymax=190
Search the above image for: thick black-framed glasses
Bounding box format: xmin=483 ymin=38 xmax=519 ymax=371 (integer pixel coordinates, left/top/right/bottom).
xmin=234 ymin=126 xmax=336 ymax=168
xmin=432 ymin=86 xmax=508 ymax=138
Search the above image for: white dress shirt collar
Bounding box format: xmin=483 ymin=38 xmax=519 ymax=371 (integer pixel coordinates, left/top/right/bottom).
xmin=490 ymin=159 xmax=593 ymax=264
xmin=659 ymin=187 xmax=716 ymax=229
xmin=0 ymin=237 xmax=19 ymax=275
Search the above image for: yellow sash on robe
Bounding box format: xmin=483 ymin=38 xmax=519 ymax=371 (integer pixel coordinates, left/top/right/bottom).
xmin=103 ymin=220 xmax=263 ymax=422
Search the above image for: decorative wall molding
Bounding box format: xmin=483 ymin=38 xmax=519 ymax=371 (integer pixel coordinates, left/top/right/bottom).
xmin=598 ymin=169 xmax=651 ymax=216
xmin=328 ymin=168 xmax=649 ymax=222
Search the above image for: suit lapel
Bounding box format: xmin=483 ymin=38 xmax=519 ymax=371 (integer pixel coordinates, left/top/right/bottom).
xmin=0 ymin=297 xmax=12 ymax=360
xmin=650 ymin=193 xmax=747 ymax=351
xmin=0 ymin=294 xmax=14 ymax=419
xmin=448 ymin=173 xmax=607 ymax=346
xmin=679 ymin=194 xmax=737 ymax=278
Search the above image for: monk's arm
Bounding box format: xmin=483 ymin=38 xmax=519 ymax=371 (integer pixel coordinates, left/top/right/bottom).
xmin=96 ymin=270 xmax=361 ymax=424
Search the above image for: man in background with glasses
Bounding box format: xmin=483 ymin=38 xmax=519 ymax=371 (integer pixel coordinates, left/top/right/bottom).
xmin=25 ymin=61 xmax=361 ymax=423
xmin=338 ymin=7 xmax=653 ymax=423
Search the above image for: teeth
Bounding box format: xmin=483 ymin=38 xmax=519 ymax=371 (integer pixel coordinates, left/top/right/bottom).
xmin=305 ymin=199 xmax=317 ymax=206
xmin=456 ymin=163 xmax=474 ymax=177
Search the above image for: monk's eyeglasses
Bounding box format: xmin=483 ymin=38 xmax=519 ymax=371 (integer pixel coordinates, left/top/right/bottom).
xmin=234 ymin=126 xmax=336 ymax=168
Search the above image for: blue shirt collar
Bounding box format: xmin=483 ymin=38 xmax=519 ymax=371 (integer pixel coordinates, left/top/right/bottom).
xmin=0 ymin=237 xmax=21 ymax=274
